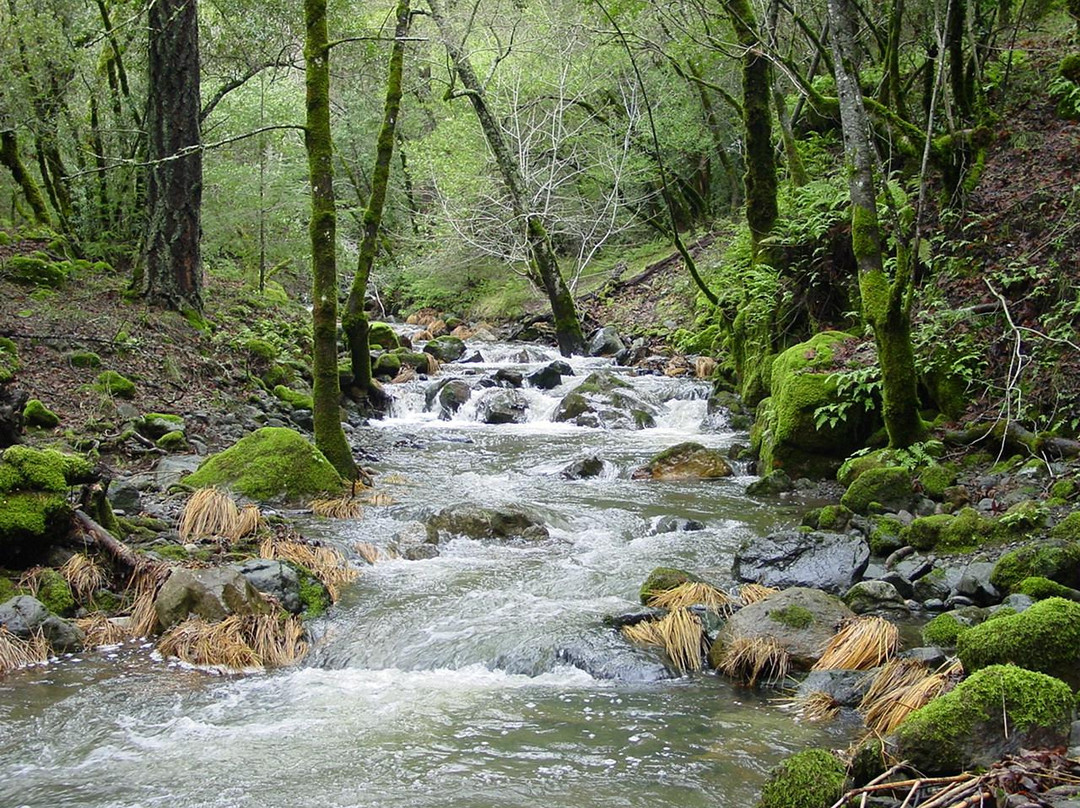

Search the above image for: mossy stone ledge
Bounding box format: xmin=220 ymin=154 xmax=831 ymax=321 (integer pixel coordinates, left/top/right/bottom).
xmin=755 ymin=748 xmax=847 ymax=808
xmin=956 ymin=596 xmax=1080 ymax=680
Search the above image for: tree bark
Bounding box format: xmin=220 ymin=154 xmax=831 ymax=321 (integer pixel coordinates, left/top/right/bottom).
xmin=144 ymin=0 xmax=203 ymax=313
xmin=827 ymin=0 xmax=924 ymax=448
xmin=0 ymin=130 xmax=52 ymax=226
xmin=426 ymin=0 xmax=586 ymax=356
xmin=343 ymin=0 xmax=410 ymax=403
xmin=304 ymin=0 xmax=358 ymax=480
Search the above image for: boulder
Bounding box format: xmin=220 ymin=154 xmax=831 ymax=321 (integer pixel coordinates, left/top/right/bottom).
xmin=952 ymin=561 xmax=1000 ymax=606
xmin=183 ymin=427 xmax=343 ymax=502
xmin=892 ymin=665 xmax=1074 ymax=774
xmin=649 ymin=516 xmax=706 ymax=534
xmin=631 ymin=441 xmax=733 ymax=480
xmin=639 ymin=567 xmax=701 ymax=604
xmin=390 ymin=521 xmax=440 ymax=560
xmin=990 ymin=540 xmax=1080 ymax=593
xmin=436 ymin=380 xmax=471 ymax=419
xmin=425 ymin=505 xmax=549 ymax=543
xmin=560 ymin=454 xmax=606 ymax=480
xmin=476 ymin=389 xmax=528 ymax=425
xmin=493 ymin=368 xmax=524 ymax=388
xmin=796 ymin=668 xmax=873 ymax=706
xmin=233 ymin=559 xmax=305 ymax=614
xmin=552 ymin=371 xmax=660 ymax=430
xmin=134 ymin=413 xmax=186 ymax=441
xmin=956 ymin=597 xmax=1080 ymax=680
xmin=423 ymin=336 xmax=466 ymax=362
xmin=843 ymin=580 xmax=910 ymax=616
xmin=745 ymin=470 xmax=794 ymax=496
xmin=757 ymin=748 xmax=848 ymax=808
xmin=0 ymin=595 xmax=84 ymax=652
xmin=587 ymin=326 xmax=626 ymax=357
xmin=368 ymin=322 xmax=400 ymax=350
xmin=733 ymin=530 xmax=870 ymax=594
xmin=526 ymin=362 xmax=565 ymax=390
xmin=719 ymin=586 xmax=855 ymax=668
xmin=154 ymin=567 xmax=272 ymax=630
xmin=841 ymin=467 xmax=917 ymax=514
xmin=22 ymin=399 xmax=59 ymax=428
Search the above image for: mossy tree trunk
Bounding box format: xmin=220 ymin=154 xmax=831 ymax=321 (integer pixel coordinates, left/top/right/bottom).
xmin=0 ymin=130 xmax=52 ymax=226
xmin=827 ymin=0 xmax=925 ymax=449
xmin=426 ymin=0 xmax=586 ymax=356
xmin=144 ymin=0 xmax=203 ymax=313
xmin=304 ymin=0 xmax=358 ymax=480
xmin=724 ymin=0 xmax=777 ymax=248
xmin=342 ymin=0 xmax=410 ymax=405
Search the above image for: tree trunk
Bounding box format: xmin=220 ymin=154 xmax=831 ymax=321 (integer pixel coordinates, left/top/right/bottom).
xmin=144 ymin=0 xmax=203 ymax=313
xmin=426 ymin=0 xmax=586 ymax=356
xmin=343 ymin=0 xmax=410 ymax=404
xmin=0 ymin=130 xmax=52 ymax=226
xmin=827 ymin=0 xmax=924 ymax=448
xmin=304 ymin=0 xmax=358 ymax=480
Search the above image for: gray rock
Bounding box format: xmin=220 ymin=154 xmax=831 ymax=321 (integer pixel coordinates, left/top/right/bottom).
xmin=154 ymin=567 xmax=271 ymax=630
xmin=733 ymin=530 xmax=870 ymax=594
xmin=587 ymin=326 xmax=626 ymax=357
xmin=894 ymin=553 xmax=935 ymax=581
xmin=952 ymin=561 xmax=1000 ymax=606
xmin=1001 ymin=593 xmax=1035 ymax=612
xmin=107 ymin=481 xmax=144 ymax=513
xmin=923 ymin=598 xmax=946 ymax=612
xmin=134 ymin=413 xmax=186 ymax=440
xmin=649 ymin=516 xmax=706 ymax=534
xmin=526 ymin=363 xmax=564 ymax=390
xmin=844 ymin=580 xmax=910 ymax=616
xmin=476 ymin=389 xmax=528 ymax=425
xmin=877 ymin=571 xmax=914 ymax=599
xmin=40 ymin=615 xmax=84 ymax=652
xmin=560 ymin=454 xmax=606 ymax=480
xmin=900 ymin=646 xmax=948 ymax=667
xmin=0 ymin=596 xmax=84 ymax=652
xmin=425 ymin=504 xmax=549 ymax=543
xmin=720 ymin=586 xmax=855 ymax=668
xmin=745 ymin=470 xmax=794 ymax=496
xmin=493 ymin=368 xmax=523 ymax=388
xmin=437 ymin=380 xmax=472 ymax=419
xmin=460 ymin=351 xmax=484 ymax=364
xmin=796 ymin=669 xmax=873 ymax=706
xmin=912 ymin=567 xmax=961 ymax=603
xmin=153 ymin=455 xmax=204 ymax=490
xmin=290 ymin=409 xmax=314 ymax=431
xmin=552 ymin=372 xmax=660 ymax=430
xmin=423 ymin=336 xmax=466 ymax=362
xmin=234 ymin=559 xmax=303 ymax=614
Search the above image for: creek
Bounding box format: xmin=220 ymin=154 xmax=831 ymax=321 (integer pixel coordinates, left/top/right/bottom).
xmin=0 ymin=337 xmax=858 ymax=808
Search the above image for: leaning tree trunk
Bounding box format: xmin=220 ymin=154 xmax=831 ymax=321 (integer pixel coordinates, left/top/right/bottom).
xmin=343 ymin=0 xmax=410 ymax=403
xmin=0 ymin=130 xmax=52 ymax=226
xmin=144 ymin=0 xmax=203 ymax=313
xmin=827 ymin=0 xmax=924 ymax=449
xmin=426 ymin=0 xmax=586 ymax=356
xmin=304 ymin=0 xmax=358 ymax=480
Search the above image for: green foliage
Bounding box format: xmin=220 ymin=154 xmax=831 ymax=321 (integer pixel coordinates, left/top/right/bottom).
xmin=1049 ymin=74 xmax=1080 ymax=119
xmin=813 ymin=366 xmax=881 ymax=429
xmin=756 ymin=748 xmax=847 ymax=808
xmin=957 ymin=598 xmax=1080 ymax=676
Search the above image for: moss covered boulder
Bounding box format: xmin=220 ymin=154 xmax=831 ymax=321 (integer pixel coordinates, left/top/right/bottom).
xmin=753 ymin=332 xmax=878 ymax=478
xmin=183 ymin=427 xmax=344 ymax=502
xmin=840 ymin=466 xmax=916 ymax=514
xmin=93 ymin=370 xmax=136 ymax=399
xmin=639 ymin=567 xmax=702 ymax=604
xmin=273 ymin=385 xmax=314 ymax=411
xmin=956 ymin=597 xmax=1080 ymax=680
xmin=553 ymin=371 xmax=660 ymax=430
xmin=631 ymin=442 xmax=733 ymax=480
xmin=989 ymin=540 xmax=1080 ymax=593
xmin=6 ymin=256 xmax=68 ymax=288
xmin=892 ymin=665 xmax=1074 ymax=774
xmin=423 ymin=335 xmax=466 ymax=362
xmin=368 ymin=322 xmax=400 ymax=350
xmin=756 ymin=748 xmax=847 ymax=808
xmin=0 ymin=337 xmax=20 ymax=384
xmin=134 ymin=412 xmax=185 ymax=440
xmin=22 ymin=399 xmax=59 ymax=428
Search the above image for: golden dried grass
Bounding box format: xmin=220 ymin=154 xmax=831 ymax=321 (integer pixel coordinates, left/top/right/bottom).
xmin=424 ymin=353 xmax=440 ymax=374
xmin=76 ymin=613 xmax=131 ymax=647
xmin=157 ymin=613 xmax=308 ymax=670
xmin=718 ymin=635 xmax=791 ymax=687
xmin=796 ymin=690 xmax=841 ymax=722
xmin=124 ymin=569 xmax=166 ymax=637
xmin=860 ymin=657 xmax=963 ymax=735
xmin=310 ymin=496 xmax=364 ymax=520
xmin=229 ymin=504 xmax=264 ymax=540
xmin=647 ymin=582 xmax=735 ymax=614
xmin=622 ymin=608 xmax=707 ymax=673
xmin=0 ymin=627 xmax=51 ymax=673
xmin=61 ymin=553 xmax=108 ymax=602
xmin=813 ymin=616 xmax=899 ymax=672
xmin=739 ymin=583 xmax=779 ymax=605
xmin=354 ymin=542 xmax=381 ymax=565
xmin=259 ymin=534 xmax=357 ymax=600
xmin=179 ymin=488 xmax=240 ymax=542
xmin=16 ymin=567 xmax=45 ymax=596
xmin=622 ymin=619 xmax=665 ymax=648
xmin=361 ymin=491 xmax=394 ymax=507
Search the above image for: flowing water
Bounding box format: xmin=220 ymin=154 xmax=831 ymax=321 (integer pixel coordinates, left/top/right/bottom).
xmin=0 ymin=338 xmax=858 ymax=808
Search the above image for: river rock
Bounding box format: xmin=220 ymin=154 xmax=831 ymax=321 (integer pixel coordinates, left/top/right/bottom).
xmin=0 ymin=595 xmax=84 ymax=652
xmin=560 ymin=454 xmax=606 ymax=479
xmin=152 ymin=455 xmax=204 ymax=490
xmin=154 ymin=567 xmax=272 ymax=630
xmin=649 ymin=516 xmax=706 ymax=534
xmin=843 ymin=580 xmax=910 ymax=616
xmin=435 ymin=380 xmax=471 ymax=419
xmin=425 ymin=504 xmax=549 ymax=543
xmin=552 ymin=371 xmax=660 ymax=430
xmin=587 ymin=326 xmax=625 ymax=357
xmin=733 ymin=530 xmax=870 ymax=594
xmin=796 ymin=668 xmax=873 ymax=706
xmin=492 ymin=368 xmax=523 ymax=388
xmin=390 ymin=521 xmax=440 ymax=560
xmin=526 ymin=362 xmax=566 ymax=390
xmin=632 ymin=442 xmax=732 ymax=480
xmin=423 ymin=336 xmax=466 ymax=362
xmin=476 ymin=389 xmax=528 ymax=425
xmin=719 ymin=587 xmax=855 ymax=668
xmin=745 ymin=470 xmax=794 ymax=496
xmin=952 ymin=561 xmax=1000 ymax=606
xmin=233 ymin=559 xmax=303 ymax=614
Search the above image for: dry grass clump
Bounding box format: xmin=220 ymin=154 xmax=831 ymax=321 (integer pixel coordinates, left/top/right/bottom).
xmin=179 ymin=488 xmax=241 ymax=542
xmin=157 ymin=613 xmax=307 ymax=670
xmin=361 ymin=491 xmax=394 ymax=507
xmin=310 ymin=495 xmax=364 ymax=519
xmin=794 ymin=690 xmax=841 ymax=722
xmin=76 ymin=613 xmax=131 ymax=647
xmin=424 ymin=353 xmax=440 ymax=374
xmin=61 ymin=553 xmax=108 ymax=602
xmin=0 ymin=627 xmax=51 ymax=673
xmin=622 ymin=608 xmax=707 ymax=673
xmin=259 ymin=533 xmax=357 ymax=600
xmin=860 ymin=658 xmax=963 ymax=735
xmin=229 ymin=504 xmax=264 ymax=540
xmin=16 ymin=567 xmax=45 ymax=596
xmin=717 ymin=636 xmax=791 ymax=687
xmin=647 ymin=582 xmax=735 ymax=614
xmin=813 ymin=616 xmax=899 ymax=672
xmin=124 ymin=568 xmax=168 ymax=637
xmin=739 ymin=583 xmax=779 ymax=605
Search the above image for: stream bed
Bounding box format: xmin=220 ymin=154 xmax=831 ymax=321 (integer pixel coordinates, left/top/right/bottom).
xmin=0 ymin=339 xmax=859 ymax=808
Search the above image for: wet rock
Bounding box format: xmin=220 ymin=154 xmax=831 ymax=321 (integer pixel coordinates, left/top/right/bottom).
xmin=587 ymin=326 xmax=626 ymax=357
xmin=632 ymin=442 xmax=733 ymax=480
xmin=0 ymin=595 xmax=84 ymax=652
xmin=425 ymin=504 xmax=549 ymax=543
xmin=526 ymin=362 xmax=565 ymax=390
xmin=649 ymin=516 xmax=706 ymax=534
xmin=437 ymin=380 xmax=472 ymax=419
xmin=953 ymin=561 xmax=1000 ymax=606
xmin=460 ymin=351 xmax=484 ymax=364
xmin=390 ymin=521 xmax=440 ymax=560
xmin=476 ymin=389 xmax=528 ymax=425
xmin=560 ymin=454 xmax=606 ymax=480
xmin=745 ymin=470 xmax=794 ymax=496
xmin=493 ymin=368 xmax=523 ymax=388
xmin=900 ymin=646 xmax=948 ymax=667
xmin=843 ymin=580 xmax=910 ymax=616
xmin=107 ymin=480 xmax=144 ymax=513
xmin=719 ymin=587 xmax=855 ymax=669
xmin=552 ymin=371 xmax=660 ymax=430
xmin=733 ymin=530 xmax=870 ymax=595
xmin=154 ymin=567 xmax=272 ymax=630
xmin=233 ymin=559 xmax=303 ymax=614
xmin=796 ymin=669 xmax=873 ymax=706
xmin=423 ymin=336 xmax=466 ymax=362
xmin=152 ymin=455 xmax=204 ymax=491
xmin=555 ymin=638 xmax=677 ymax=682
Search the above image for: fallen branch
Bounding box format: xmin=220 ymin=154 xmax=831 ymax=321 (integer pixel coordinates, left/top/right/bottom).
xmin=73 ymin=509 xmax=160 ymax=577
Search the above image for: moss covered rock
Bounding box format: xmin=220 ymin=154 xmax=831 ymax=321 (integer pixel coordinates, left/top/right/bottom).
xmin=392 ymin=348 xmax=431 ymax=371
xmin=368 ymin=322 xmax=400 ymax=350
xmin=373 ymin=352 xmax=402 ymax=378
xmin=553 ymin=372 xmax=660 ymax=430
xmin=631 ymin=442 xmax=733 ymax=480
xmin=67 ymin=350 xmax=101 ymax=369
xmin=756 ymin=748 xmax=847 ymax=808
xmin=93 ymin=370 xmax=136 ymax=399
xmin=22 ymin=399 xmax=59 ymax=428
xmin=1015 ymin=576 xmax=1080 ymax=602
xmin=183 ymin=427 xmax=343 ymax=502
xmin=639 ymin=567 xmax=701 ymax=604
xmin=0 ymin=337 xmax=20 ymax=384
xmin=840 ymin=467 xmax=915 ymax=514
xmin=134 ymin=412 xmax=185 ymax=440
xmin=6 ymin=256 xmax=68 ymax=288
xmin=423 ymin=335 xmax=466 ymax=362
xmin=272 ymin=385 xmax=314 ymax=411
xmin=156 ymin=430 xmax=187 ymax=451
xmin=956 ymin=597 xmax=1080 ymax=679
xmin=900 ymin=514 xmax=954 ymax=551
xmin=989 ymin=540 xmax=1080 ymax=593
xmin=935 ymin=507 xmax=1000 ymax=551
xmin=893 ymin=664 xmax=1074 ymax=774
xmin=920 ymin=611 xmax=979 ymax=647
xmin=35 ymin=568 xmax=75 ymax=616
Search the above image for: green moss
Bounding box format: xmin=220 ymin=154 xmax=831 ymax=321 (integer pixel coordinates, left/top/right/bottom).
xmin=273 ymin=385 xmax=314 ymax=411
xmin=639 ymin=566 xmax=701 ymax=604
xmin=0 ymin=575 xmax=17 ymax=602
xmin=6 ymin=256 xmax=68 ymax=288
xmin=869 ymin=515 xmax=905 ymax=555
xmin=1049 ymin=479 xmax=1076 ymax=500
xmin=93 ymin=370 xmax=136 ymax=399
xmin=0 ymin=491 xmax=71 ymax=546
xmin=840 ymin=466 xmax=914 ymax=514
xmin=921 ymin=613 xmax=965 ymax=647
xmin=291 ymin=562 xmax=332 ymax=619
xmin=894 ymin=664 xmax=1073 ymax=774
xmin=1016 ymin=576 xmax=1080 ymax=602
xmin=68 ymin=350 xmax=102 ymax=368
xmin=35 ymin=568 xmax=75 ymax=616
xmin=576 ymin=371 xmax=630 ymax=395
xmin=392 ymin=349 xmax=431 ymax=371
xmin=373 ymin=352 xmax=402 ymax=377
xmin=1060 ymin=53 xmax=1080 ymax=82
xmin=918 ymin=463 xmax=957 ymax=499
xmin=183 ymin=427 xmax=343 ymax=502
xmin=1050 ymin=512 xmax=1080 ymax=542
xmin=422 ymin=335 xmax=466 ymax=362
xmin=156 ymin=430 xmax=187 ymax=451
xmin=770 ymin=604 xmax=814 ymax=628
xmin=0 ymin=337 xmax=19 ymax=384
xmin=756 ymin=748 xmax=847 ymax=808
xmin=0 ymin=445 xmax=94 ymax=492
xmin=936 ymin=507 xmax=1000 ymax=551
xmin=900 ymin=514 xmax=954 ymax=551
xmin=244 ymin=338 xmax=278 ymax=362
xmin=368 ymin=322 xmax=400 ymax=350
xmin=22 ymin=399 xmax=59 ymax=428
xmin=817 ymin=505 xmax=853 ymax=531
xmin=957 ymin=597 xmax=1080 ymax=677
xmin=837 ymin=448 xmax=896 ymax=488
xmin=998 ymin=500 xmax=1049 ymax=533
xmin=990 ymin=540 xmax=1080 ymax=592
